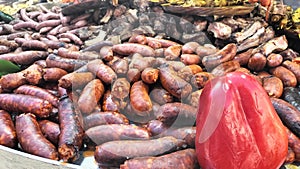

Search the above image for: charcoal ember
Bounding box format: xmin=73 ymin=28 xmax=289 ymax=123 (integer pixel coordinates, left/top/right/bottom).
xmin=109 ymin=21 xmax=133 ymax=41
xmin=139 ymin=13 xmax=152 ymax=26
xmin=207 ymin=22 xmax=232 ymax=40
xmin=132 ymin=0 xmax=150 ymax=12
xmin=179 ymin=16 xmax=194 ymax=34
xmin=113 ymin=5 xmax=127 ymax=18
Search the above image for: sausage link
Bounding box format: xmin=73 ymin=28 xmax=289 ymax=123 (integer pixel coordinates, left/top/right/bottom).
xmin=0 ymin=51 xmax=48 ymax=65
xmin=83 ymin=111 xmax=129 ymax=130
xmin=46 ymin=53 xmax=88 ymax=72
xmin=271 ymin=98 xmax=300 ymax=138
xmin=102 ymin=90 xmax=120 ymax=112
xmin=0 ymin=110 xmax=17 ymax=148
xmin=247 ymin=53 xmax=267 ymax=72
xmin=0 ymin=94 xmax=53 ymax=118
xmin=38 ymin=120 xmax=60 ymax=145
xmin=58 ymin=97 xmax=84 ymax=162
xmin=120 ymin=148 xmax=199 ymax=169
xmin=159 ymin=66 xmax=192 ymax=99
xmin=282 ymin=87 xmax=300 ymax=111
xmin=85 ymin=124 xmax=150 ymax=145
xmin=112 ymin=43 xmax=155 ymax=57
xmin=94 ymin=136 xmax=185 ymax=166
xmin=0 ymin=72 xmax=27 ymax=91
xmin=77 ymin=79 xmax=105 ymax=115
xmin=262 ymin=76 xmax=284 ymax=98
xmin=141 ymin=68 xmax=159 ymax=84
xmin=267 ymin=53 xmax=283 ymax=67
xmin=282 ymin=60 xmax=300 ymax=83
xmin=87 ymin=59 xmax=117 ymax=84
xmin=14 ymin=85 xmax=59 ymax=107
xmin=269 ymin=66 xmax=297 ymax=87
xmin=211 ymin=60 xmax=240 ymax=77
xmin=149 ymin=87 xmax=174 ymax=105
xmin=111 ymin=78 xmax=131 ymax=100
xmin=286 ymin=127 xmax=300 ymax=161
xmin=58 ymin=72 xmax=94 ymax=89
xmin=16 ymin=113 xmax=58 ymax=160
xmin=164 ymin=45 xmax=182 ymax=60
xmin=190 ymin=72 xmax=214 ymax=89
xmin=43 ymin=68 xmax=68 ymax=82
xmin=130 ymin=81 xmax=152 ymax=115
xmin=21 ymin=40 xmax=48 ymax=51
xmin=202 ymin=43 xmax=237 ymax=70
xmin=155 ymin=102 xmax=197 ymax=127
xmin=182 ymin=42 xmax=200 ymax=54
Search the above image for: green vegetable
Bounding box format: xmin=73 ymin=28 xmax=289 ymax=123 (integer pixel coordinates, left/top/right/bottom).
xmin=0 ymin=11 xmax=14 ymax=23
xmin=0 ymin=59 xmax=21 ymax=77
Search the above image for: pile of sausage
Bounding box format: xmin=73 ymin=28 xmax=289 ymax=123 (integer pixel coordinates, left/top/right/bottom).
xmin=0 ymin=2 xmax=300 ymax=169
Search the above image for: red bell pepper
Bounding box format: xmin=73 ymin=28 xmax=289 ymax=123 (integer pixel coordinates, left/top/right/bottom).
xmin=195 ymin=71 xmax=288 ymax=169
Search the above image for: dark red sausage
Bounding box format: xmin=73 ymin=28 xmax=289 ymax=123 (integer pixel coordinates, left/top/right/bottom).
xmin=120 ymin=148 xmax=199 ymax=169
xmin=16 ymin=113 xmax=58 ymax=160
xmin=58 ymin=96 xmax=84 ymax=162
xmin=0 ymin=110 xmax=17 ymax=148
xmin=0 ymin=94 xmax=53 ymax=118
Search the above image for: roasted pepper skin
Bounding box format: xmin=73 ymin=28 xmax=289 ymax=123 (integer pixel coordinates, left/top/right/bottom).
xmin=195 ymin=71 xmax=288 ymax=169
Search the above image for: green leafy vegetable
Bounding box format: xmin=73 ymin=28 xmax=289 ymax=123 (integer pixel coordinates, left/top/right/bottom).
xmin=0 ymin=59 xmax=21 ymax=77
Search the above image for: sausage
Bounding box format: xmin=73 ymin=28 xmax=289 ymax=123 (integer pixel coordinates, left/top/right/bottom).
xmin=0 ymin=94 xmax=53 ymax=118
xmin=190 ymin=72 xmax=214 ymax=89
xmin=262 ymin=76 xmax=283 ymax=98
xmin=38 ymin=120 xmax=60 ymax=145
xmin=58 ymin=96 xmax=84 ymax=162
xmin=160 ymin=127 xmax=196 ymax=148
xmin=186 ymin=89 xmax=203 ymax=108
xmin=282 ymin=87 xmax=300 ymax=111
xmin=0 ymin=39 xmax=18 ymax=50
xmin=13 ymin=21 xmax=38 ymax=30
xmin=159 ymin=66 xmax=192 ymax=99
xmin=141 ymin=67 xmax=159 ymax=84
xmin=211 ymin=60 xmax=240 ymax=77
xmin=58 ymin=32 xmax=83 ymax=46
xmin=149 ymin=87 xmax=174 ymax=105
xmin=22 ymin=63 xmax=43 ymax=85
xmin=15 ymin=113 xmax=58 ymax=160
xmin=202 ymin=43 xmax=237 ymax=70
xmin=267 ymin=53 xmax=283 ymax=67
xmin=87 ymin=59 xmax=117 ymax=84
xmin=83 ymin=111 xmax=129 ymax=130
xmin=127 ymin=68 xmax=141 ymax=83
xmin=85 ymin=124 xmax=150 ymax=145
xmin=35 ymin=19 xmax=61 ymax=31
xmin=146 ymin=119 xmax=169 ymax=136
xmin=123 ymin=102 xmax=156 ymax=124
xmin=271 ymin=98 xmax=300 ymax=138
xmin=120 ymin=148 xmax=199 ymax=169
xmin=46 ymin=53 xmax=88 ymax=72
xmin=0 ymin=51 xmax=48 ymax=65
xmin=180 ymin=54 xmax=201 ymax=65
xmin=182 ymin=42 xmax=200 ymax=54
xmin=42 ymin=40 xmax=66 ymax=49
xmin=107 ymin=57 xmax=129 ymax=75
xmin=43 ymin=68 xmax=68 ymax=82
xmin=195 ymin=45 xmax=218 ymax=59
xmin=14 ymin=85 xmax=59 ymax=107
xmin=111 ymin=78 xmax=131 ymax=100
xmin=0 ymin=110 xmax=17 ymax=148
xmin=21 ymin=39 xmax=48 ymax=51
xmin=282 ymin=60 xmax=300 ymax=83
xmin=164 ymin=45 xmax=182 ymax=60
xmin=0 ymin=45 xmax=10 ymax=54
xmin=269 ymin=66 xmax=297 ymax=87
xmin=58 ymin=72 xmax=94 ymax=89
xmin=77 ymin=79 xmax=105 ymax=115
xmin=0 ymin=72 xmax=27 ymax=91
xmin=129 ymin=53 xmax=156 ymax=71
xmin=112 ymin=43 xmax=155 ymax=57
xmin=99 ymin=46 xmax=114 ymax=62
xmin=155 ymin=102 xmax=197 ymax=127
xmin=286 ymin=147 xmax=296 ymax=163
xmin=247 ymin=53 xmax=267 ymax=72
xmin=130 ymin=81 xmax=152 ymax=116
xmin=94 ymin=136 xmax=185 ymax=166
xmin=286 ymin=127 xmax=300 ymax=161
xmin=177 ymin=65 xmax=203 ymax=82
xmin=146 ymin=37 xmax=179 ymax=48
xmin=102 ymin=90 xmax=120 ymax=112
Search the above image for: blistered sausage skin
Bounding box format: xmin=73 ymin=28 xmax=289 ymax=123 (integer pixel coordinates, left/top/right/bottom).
xmin=16 ymin=113 xmax=58 ymax=160
xmin=38 ymin=120 xmax=60 ymax=145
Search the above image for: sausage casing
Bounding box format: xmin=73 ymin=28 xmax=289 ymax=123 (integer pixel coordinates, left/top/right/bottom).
xmin=0 ymin=110 xmax=17 ymax=148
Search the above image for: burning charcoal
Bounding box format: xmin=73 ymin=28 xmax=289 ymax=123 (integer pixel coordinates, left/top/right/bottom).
xmin=181 ymin=32 xmax=210 ymax=45
xmin=165 ymin=17 xmax=181 ymax=40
